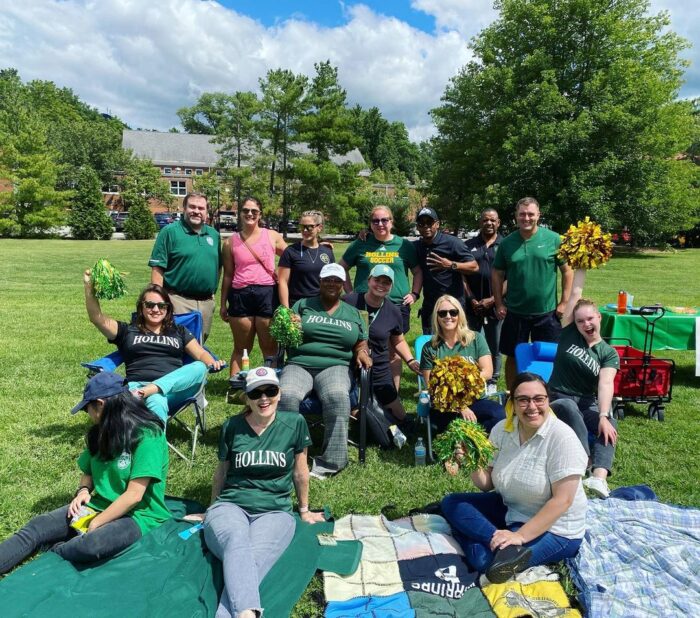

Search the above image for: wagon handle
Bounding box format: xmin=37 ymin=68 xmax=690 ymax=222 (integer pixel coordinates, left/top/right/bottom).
xmin=639 ymin=304 xmax=665 ymax=324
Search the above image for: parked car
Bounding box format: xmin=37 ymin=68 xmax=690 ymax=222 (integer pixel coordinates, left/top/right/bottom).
xmin=154 ymin=213 xmax=174 ymax=230
xmin=113 ymin=212 xmax=129 ymax=232
xmin=217 ymin=210 xmax=237 ymax=231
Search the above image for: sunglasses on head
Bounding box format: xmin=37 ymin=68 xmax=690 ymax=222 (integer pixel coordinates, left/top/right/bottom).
xmin=143 ymin=301 xmax=169 ymax=310
xmin=242 ymin=208 xmax=260 ymax=216
xmin=247 ymin=385 xmax=280 ymax=400
xmin=437 ymin=309 xmax=459 ymax=318
xmin=300 ymin=224 xmax=318 ymax=231
xmin=371 ymin=217 xmax=391 ymax=225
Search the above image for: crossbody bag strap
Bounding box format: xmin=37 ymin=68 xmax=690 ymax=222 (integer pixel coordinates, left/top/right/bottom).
xmin=238 ymin=232 xmax=278 ymax=283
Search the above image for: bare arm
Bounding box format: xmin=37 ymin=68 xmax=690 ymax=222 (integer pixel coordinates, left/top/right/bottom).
xmin=477 ymin=353 xmax=493 ymax=382
xmin=470 ymin=466 xmax=494 ymax=492
xmin=557 ymin=263 xmax=574 ymax=317
xmin=83 ymin=270 xmax=119 ymax=339
xmin=561 ymin=268 xmax=586 ymax=327
xmin=597 ymin=367 xmax=618 ymax=446
xmin=220 ymin=239 xmax=234 ymax=322
xmin=150 ymin=266 xmax=164 ymax=286
xmin=67 ymin=474 xmax=94 ymax=518
xmin=210 ymin=461 xmax=229 ymax=504
xmin=277 ymin=266 xmax=291 ymax=308
xmin=404 ymin=265 xmax=423 ymax=305
xmin=184 ymin=338 xmax=224 ymax=370
xmin=493 ymin=268 xmax=507 ymax=319
xmin=338 ymin=258 xmax=352 ymax=293
xmin=272 ymin=230 xmax=288 ymax=256
xmin=391 ymin=334 xmax=421 ymax=374
xmin=87 ymin=477 xmax=151 ymax=532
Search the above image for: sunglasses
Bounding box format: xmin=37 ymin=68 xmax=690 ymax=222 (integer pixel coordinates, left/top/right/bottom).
xmin=437 ymin=309 xmax=459 ymax=318
xmin=242 ymin=208 xmax=260 ymax=216
xmin=300 ymin=224 xmax=319 ymax=231
xmin=514 ymin=395 xmax=548 ymax=407
xmin=247 ymin=385 xmax=280 ymax=400
xmin=416 ymin=219 xmax=436 ymax=227
xmin=143 ymin=301 xmax=169 ymax=310
xmin=371 ymin=218 xmax=391 ymax=225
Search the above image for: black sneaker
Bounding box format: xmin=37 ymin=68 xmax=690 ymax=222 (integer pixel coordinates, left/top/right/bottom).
xmin=485 ymin=546 xmax=532 ymax=583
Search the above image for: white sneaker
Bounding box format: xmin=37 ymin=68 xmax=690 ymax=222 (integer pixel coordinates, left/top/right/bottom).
xmin=583 ymin=476 xmax=610 ymax=498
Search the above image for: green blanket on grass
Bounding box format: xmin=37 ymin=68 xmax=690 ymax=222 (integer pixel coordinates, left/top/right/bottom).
xmin=0 ymin=498 xmax=361 ymax=618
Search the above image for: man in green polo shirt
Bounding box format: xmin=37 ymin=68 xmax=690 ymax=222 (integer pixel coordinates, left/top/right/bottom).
xmin=493 ymin=197 xmax=573 ymax=389
xmin=149 ymin=193 xmax=221 ymax=340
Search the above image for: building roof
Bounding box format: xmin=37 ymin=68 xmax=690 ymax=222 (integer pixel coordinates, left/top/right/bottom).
xmin=122 ymin=130 xmax=366 ymax=168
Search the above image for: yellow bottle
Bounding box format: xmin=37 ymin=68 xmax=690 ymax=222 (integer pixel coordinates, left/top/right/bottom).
xmin=242 ymin=349 xmax=250 ymax=372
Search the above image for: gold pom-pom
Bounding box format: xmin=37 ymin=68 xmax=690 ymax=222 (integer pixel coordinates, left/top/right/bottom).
xmin=557 ymin=217 xmax=613 ymax=269
xmin=428 ymin=356 xmax=485 ymax=413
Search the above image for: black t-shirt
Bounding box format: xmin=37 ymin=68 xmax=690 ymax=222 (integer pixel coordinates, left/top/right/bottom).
xmin=464 ymin=233 xmax=502 ymax=301
xmin=110 ymin=321 xmax=195 ymax=383
xmin=414 ymin=232 xmax=474 ymax=303
xmin=342 ymin=292 xmax=402 ymax=379
xmin=278 ymin=242 xmax=335 ymax=306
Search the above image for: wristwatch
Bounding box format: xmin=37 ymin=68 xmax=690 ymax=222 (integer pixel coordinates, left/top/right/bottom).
xmin=450 ymin=262 xmax=458 ymax=270
xmin=599 ymin=411 xmax=612 ymax=420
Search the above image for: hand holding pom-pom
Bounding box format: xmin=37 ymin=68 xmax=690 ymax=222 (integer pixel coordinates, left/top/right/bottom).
xmin=557 ymin=217 xmax=613 ymax=270
xmin=270 ymin=306 xmax=304 ymax=349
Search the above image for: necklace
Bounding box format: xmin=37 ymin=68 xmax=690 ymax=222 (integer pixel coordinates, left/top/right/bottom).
xmin=301 ymin=244 xmax=320 ymax=264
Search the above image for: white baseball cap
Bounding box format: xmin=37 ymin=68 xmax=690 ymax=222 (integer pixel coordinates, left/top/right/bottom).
xmin=245 ymin=367 xmax=280 ymax=393
xmin=319 ymin=263 xmax=346 ymax=281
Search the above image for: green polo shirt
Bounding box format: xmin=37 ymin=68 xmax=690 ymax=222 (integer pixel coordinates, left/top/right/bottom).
xmin=342 ymin=235 xmax=418 ymax=303
xmin=148 ymin=219 xmax=221 ymax=297
xmin=288 ymin=297 xmax=368 ymax=370
xmin=493 ymin=227 xmax=563 ymax=316
xmin=77 ymin=429 xmax=170 ymax=535
xmin=549 ymin=323 xmax=620 ymax=396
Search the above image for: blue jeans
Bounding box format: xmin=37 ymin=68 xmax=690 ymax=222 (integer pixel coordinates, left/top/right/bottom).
xmin=0 ymin=504 xmax=141 ymax=574
xmin=430 ymin=398 xmax=506 ymax=434
xmin=129 ymin=361 xmax=208 ymax=422
xmin=440 ymin=492 xmax=582 ymax=572
xmin=203 ymin=501 xmax=296 ymax=618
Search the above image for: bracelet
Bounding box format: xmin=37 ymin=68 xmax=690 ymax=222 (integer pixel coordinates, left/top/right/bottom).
xmin=406 ymin=358 xmax=417 ymax=365
xmin=411 ymin=291 xmax=420 ymax=299
xmin=298 ymin=505 xmax=309 ymax=513
xmin=74 ymin=485 xmax=91 ymax=498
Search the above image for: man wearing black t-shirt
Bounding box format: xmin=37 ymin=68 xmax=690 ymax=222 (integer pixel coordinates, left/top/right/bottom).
xmin=413 ymin=207 xmax=478 ymax=334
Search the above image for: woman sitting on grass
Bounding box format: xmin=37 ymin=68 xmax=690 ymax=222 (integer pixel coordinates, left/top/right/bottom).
xmin=0 ymin=371 xmax=170 ymax=574
xmin=548 ymin=268 xmax=620 ymax=498
xmin=84 ymin=270 xmax=223 ymax=422
xmin=186 ymin=367 xmax=324 ymax=618
xmin=441 ymin=372 xmax=588 ymax=583
xmin=420 ymin=294 xmax=505 ymax=434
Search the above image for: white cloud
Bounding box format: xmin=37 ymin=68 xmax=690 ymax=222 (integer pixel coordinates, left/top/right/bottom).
xmin=411 ymin=0 xmax=498 ymax=35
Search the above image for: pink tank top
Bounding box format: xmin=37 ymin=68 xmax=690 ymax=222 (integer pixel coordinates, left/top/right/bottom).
xmin=231 ymin=228 xmax=276 ymax=288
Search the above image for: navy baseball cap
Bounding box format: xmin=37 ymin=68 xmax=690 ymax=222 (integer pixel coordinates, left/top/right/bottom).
xmin=71 ymin=371 xmax=128 ymax=414
xmin=416 ymin=207 xmax=439 ymax=222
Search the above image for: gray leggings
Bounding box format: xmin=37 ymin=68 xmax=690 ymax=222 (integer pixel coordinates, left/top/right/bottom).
xmin=279 ymin=363 xmax=352 ymax=471
xmin=550 ymin=391 xmax=617 ymax=473
xmin=203 ymin=501 xmax=296 ymax=618
xmin=0 ymin=504 xmax=141 ymax=574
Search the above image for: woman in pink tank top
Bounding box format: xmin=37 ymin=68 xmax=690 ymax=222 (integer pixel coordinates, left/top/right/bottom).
xmin=220 ymin=197 xmax=287 ymax=375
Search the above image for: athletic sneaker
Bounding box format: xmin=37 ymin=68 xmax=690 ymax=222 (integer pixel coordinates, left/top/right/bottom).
xmin=486 ymin=546 xmax=533 ymax=584
xmin=309 ymin=459 xmax=338 ymax=481
xmin=583 ymin=476 xmax=610 ymax=498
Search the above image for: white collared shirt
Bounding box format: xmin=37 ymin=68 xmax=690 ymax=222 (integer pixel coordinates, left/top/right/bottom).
xmin=490 ymin=413 xmax=588 ymax=539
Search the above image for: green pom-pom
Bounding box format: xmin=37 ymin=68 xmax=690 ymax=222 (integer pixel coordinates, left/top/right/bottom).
xmin=270 ymin=306 xmax=303 ymax=349
xmin=90 ymin=258 xmax=127 ymax=300
xmin=432 ymin=418 xmax=496 ymax=475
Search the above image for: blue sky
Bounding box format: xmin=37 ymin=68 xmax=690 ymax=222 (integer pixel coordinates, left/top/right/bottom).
xmin=0 ymin=1 xmax=696 ymax=141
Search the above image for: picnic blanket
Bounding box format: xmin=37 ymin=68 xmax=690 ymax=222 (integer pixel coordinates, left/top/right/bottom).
xmin=567 ymin=496 xmax=700 ymax=617
xmin=0 ymin=498 xmax=361 ymax=618
xmin=324 ymin=513 xmax=495 ymax=617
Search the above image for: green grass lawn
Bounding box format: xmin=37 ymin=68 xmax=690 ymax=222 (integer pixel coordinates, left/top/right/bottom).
xmin=0 ymin=239 xmax=698 ymax=615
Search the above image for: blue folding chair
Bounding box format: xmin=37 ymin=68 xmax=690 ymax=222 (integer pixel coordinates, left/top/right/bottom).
xmin=82 ymin=311 xmax=224 ymax=465
xmin=414 ymin=334 xmax=434 ymax=462
xmin=514 ymin=341 xmax=558 ymax=381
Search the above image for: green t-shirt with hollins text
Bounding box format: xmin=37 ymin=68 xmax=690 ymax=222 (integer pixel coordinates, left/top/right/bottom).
xmin=288 ymin=296 xmax=368 ymax=370
xmin=216 ymin=412 xmax=312 ymax=514
xmin=549 ymin=323 xmax=620 ymax=396
xmin=77 ymin=429 xmax=170 ymax=535
xmin=493 ymin=227 xmax=564 ymax=316
xmin=342 ymin=235 xmax=418 ymax=303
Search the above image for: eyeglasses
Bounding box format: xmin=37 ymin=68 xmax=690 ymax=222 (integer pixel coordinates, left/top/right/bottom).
xmin=416 ymin=220 xmax=436 ymax=227
xmin=247 ymin=385 xmax=280 ymax=400
xmin=143 ymin=301 xmax=169 ymax=310
xmin=437 ymin=309 xmax=459 ymax=318
xmin=242 ymin=208 xmax=260 ymax=216
xmin=300 ymin=224 xmax=319 ymax=231
xmin=514 ymin=395 xmax=548 ymax=407
xmin=371 ymin=218 xmax=391 ymax=225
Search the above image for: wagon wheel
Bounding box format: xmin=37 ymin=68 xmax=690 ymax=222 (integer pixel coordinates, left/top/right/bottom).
xmin=656 ymin=406 xmax=665 ymax=422
xmin=613 ymin=403 xmax=625 ymax=421
xmin=648 ymin=403 xmax=659 ymax=420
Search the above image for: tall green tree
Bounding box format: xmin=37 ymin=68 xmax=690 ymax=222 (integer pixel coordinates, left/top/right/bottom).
xmin=68 ymin=167 xmax=114 ymax=239
xmin=431 ymin=0 xmax=698 ymax=240
xmin=121 ymin=156 xmax=172 ymax=240
xmin=177 ymin=92 xmax=235 ymax=135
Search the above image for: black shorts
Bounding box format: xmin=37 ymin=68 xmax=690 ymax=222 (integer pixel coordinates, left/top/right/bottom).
xmin=394 ymin=302 xmax=411 ymax=334
xmin=373 ymin=382 xmax=398 ymax=406
xmin=499 ymin=310 xmax=562 ymax=357
xmin=227 ymin=285 xmax=277 ymax=318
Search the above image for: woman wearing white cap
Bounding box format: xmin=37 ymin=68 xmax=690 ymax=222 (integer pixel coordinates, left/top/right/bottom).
xmin=189 ymin=367 xmax=323 ymax=618
xmin=0 ymin=371 xmax=170 ymax=574
xmin=279 ymin=263 xmax=373 ymax=479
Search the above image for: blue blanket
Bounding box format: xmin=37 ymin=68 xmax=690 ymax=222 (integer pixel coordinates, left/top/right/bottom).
xmin=568 ymin=497 xmax=700 ymax=617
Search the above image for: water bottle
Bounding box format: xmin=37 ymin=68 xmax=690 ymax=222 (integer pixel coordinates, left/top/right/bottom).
xmin=417 ymin=390 xmax=431 ymax=419
xmin=241 ymin=349 xmax=250 ymax=373
xmin=617 ymin=290 xmax=627 ymax=315
xmin=415 ymin=437 xmax=426 ymax=466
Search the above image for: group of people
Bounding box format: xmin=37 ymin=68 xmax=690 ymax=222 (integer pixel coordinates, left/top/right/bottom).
xmin=0 ymin=192 xmax=623 ymax=612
